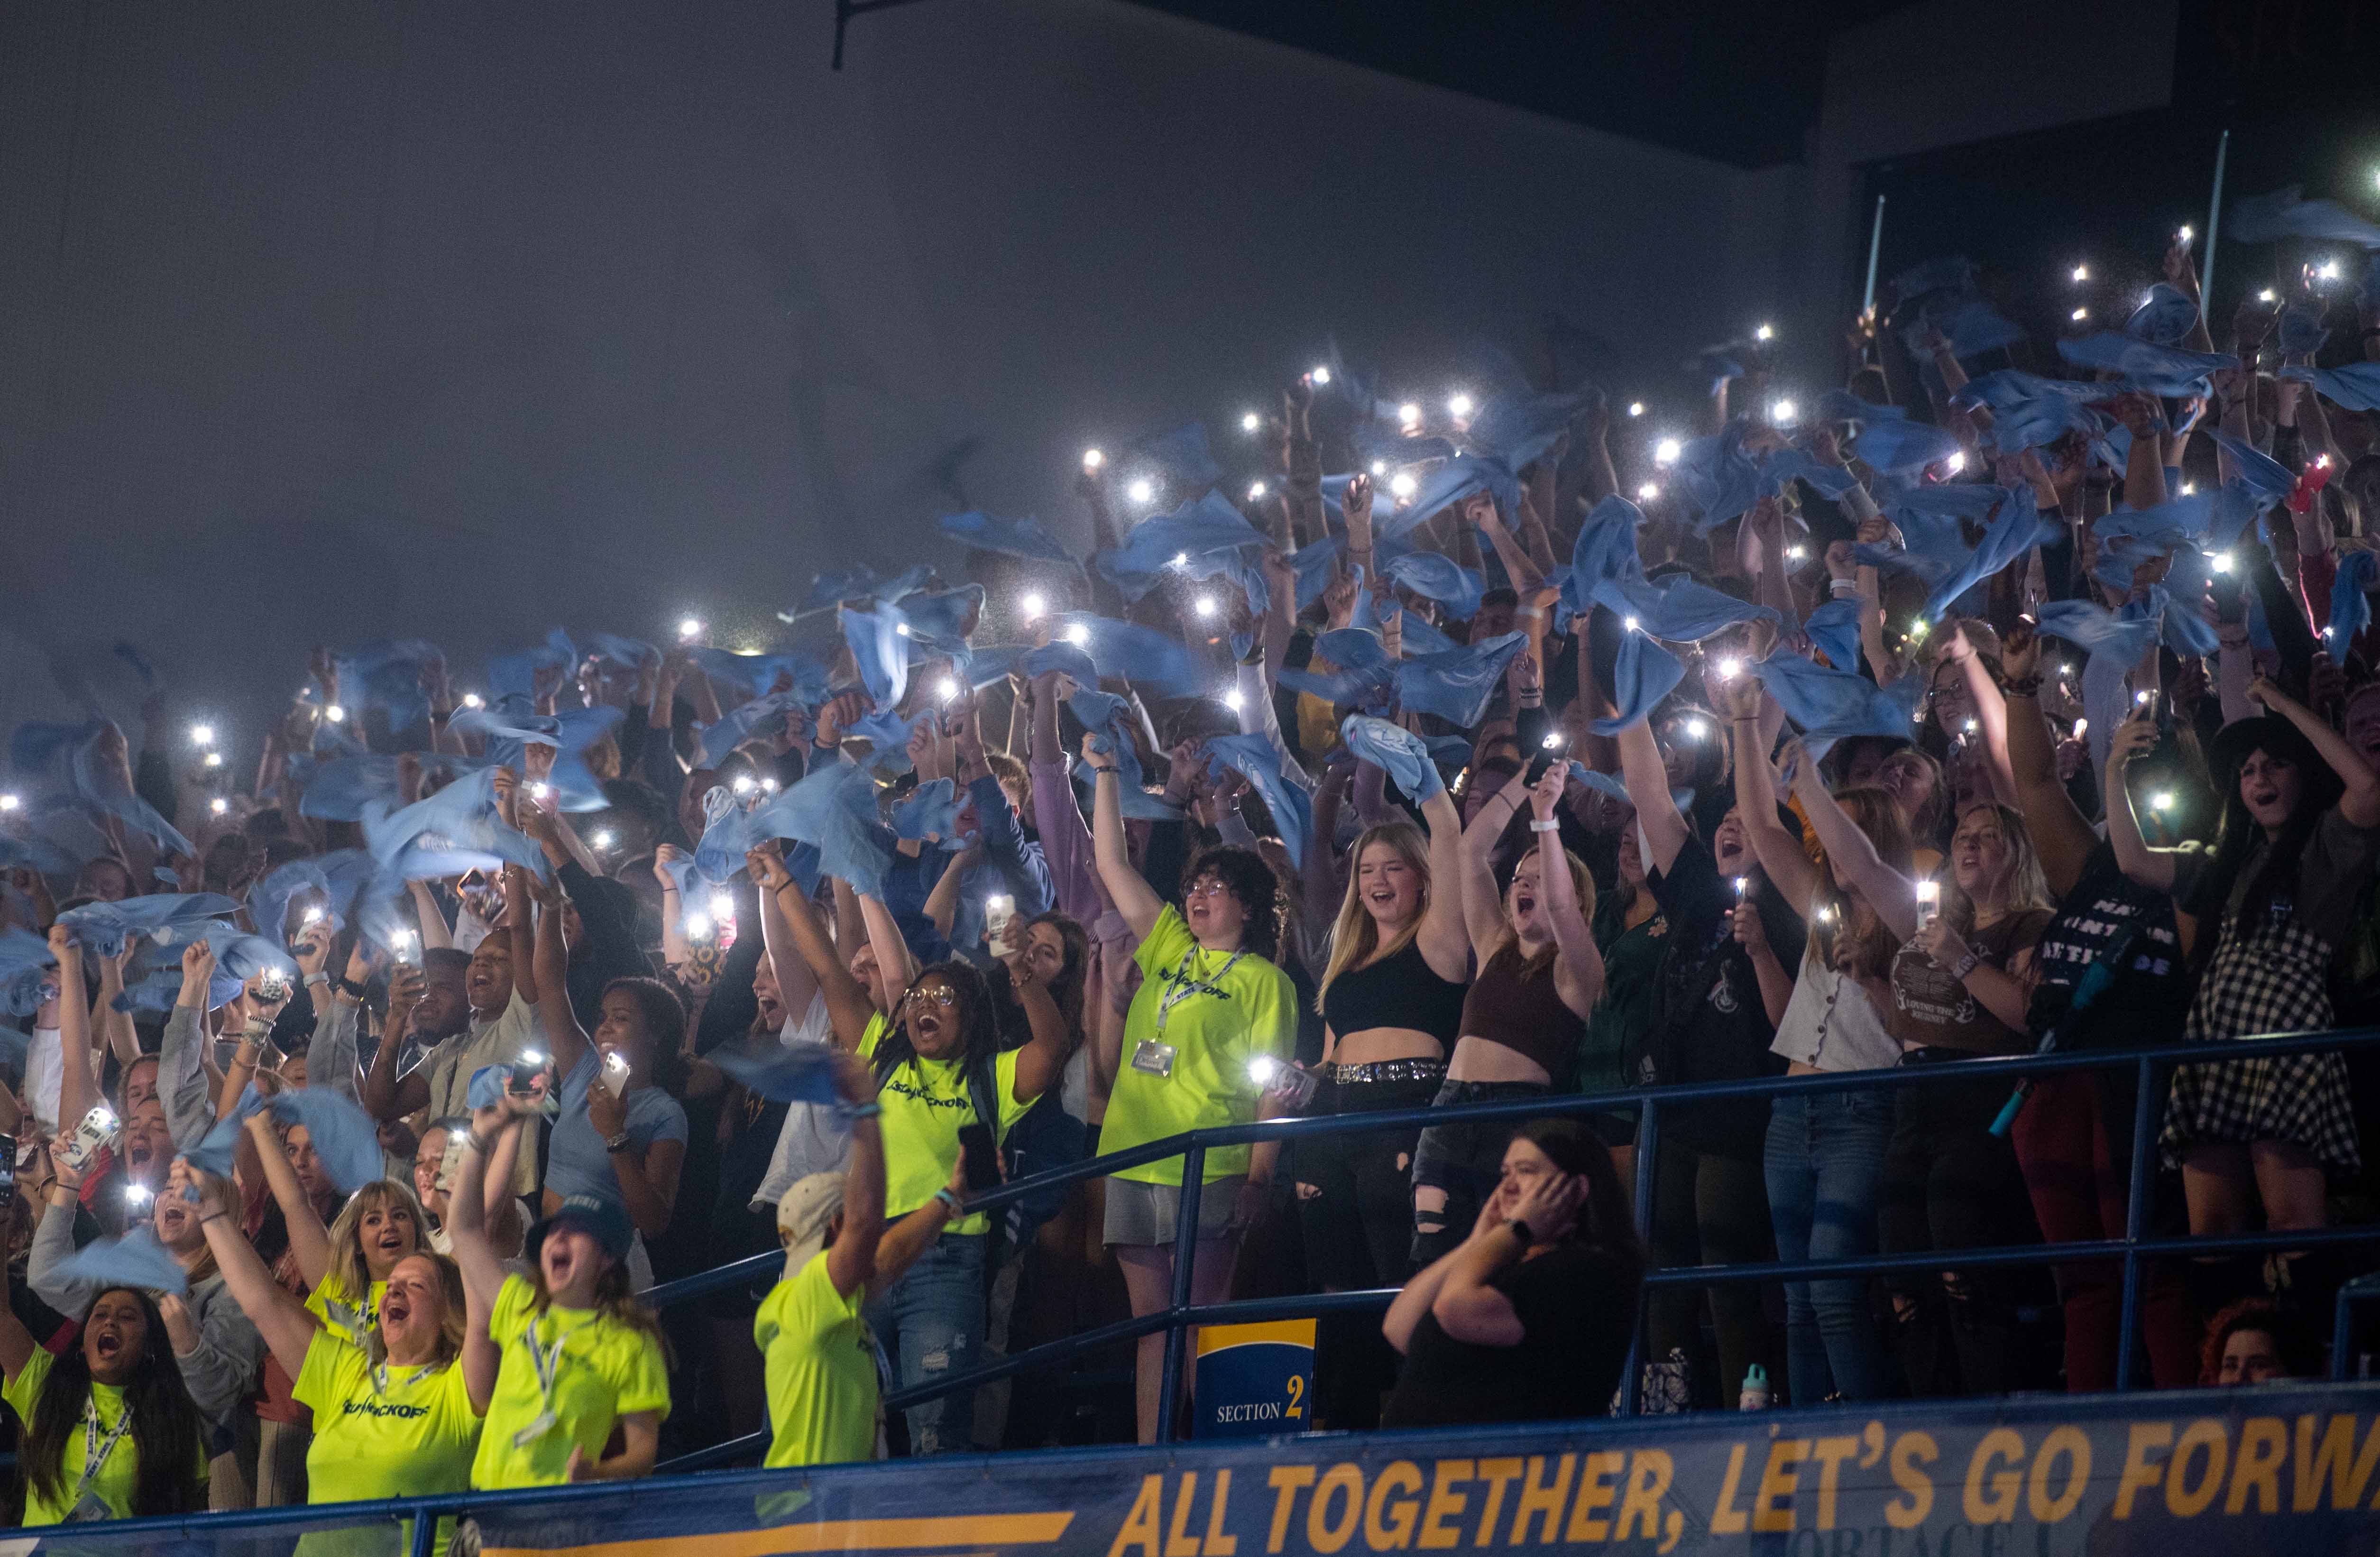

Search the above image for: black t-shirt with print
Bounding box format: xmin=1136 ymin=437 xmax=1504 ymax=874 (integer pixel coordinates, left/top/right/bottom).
xmin=1640 ymin=839 xmax=1801 ymax=1161
xmin=2024 ymin=842 xmax=2189 ymax=1051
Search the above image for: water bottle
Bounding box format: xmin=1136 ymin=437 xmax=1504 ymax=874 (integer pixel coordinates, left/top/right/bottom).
xmin=1738 ymin=1364 xmax=1771 ymax=1410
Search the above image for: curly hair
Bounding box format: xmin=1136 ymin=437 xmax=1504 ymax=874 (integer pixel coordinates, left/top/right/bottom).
xmin=870 ymin=958 xmax=1002 ymax=1086
xmin=1181 ymin=845 xmax=1281 ymax=963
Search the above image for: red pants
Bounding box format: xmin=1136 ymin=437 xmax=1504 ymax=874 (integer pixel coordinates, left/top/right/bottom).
xmin=2012 ymin=1071 xmax=2197 ymax=1390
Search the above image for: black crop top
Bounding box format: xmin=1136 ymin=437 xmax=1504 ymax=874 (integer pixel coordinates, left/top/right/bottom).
xmin=1320 ymin=939 xmax=1469 ymax=1050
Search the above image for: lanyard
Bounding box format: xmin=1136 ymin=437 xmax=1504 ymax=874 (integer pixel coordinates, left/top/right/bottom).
xmin=521 ymin=1312 xmax=599 ymax=1410
xmin=75 ymin=1398 xmax=133 ymax=1500
xmin=1155 ymin=947 xmax=1243 ymax=1038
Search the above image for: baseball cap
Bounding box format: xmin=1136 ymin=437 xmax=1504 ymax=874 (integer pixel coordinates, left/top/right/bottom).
xmin=527 ymin=1194 xmax=634 ymax=1261
xmin=777 ymin=1173 xmax=845 ymax=1272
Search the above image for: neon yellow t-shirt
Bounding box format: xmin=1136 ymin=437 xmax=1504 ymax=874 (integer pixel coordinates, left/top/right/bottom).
xmin=469 ymin=1274 xmax=671 ymax=1490
xmin=754 ymin=1255 xmax=877 ymax=1469
xmin=858 ymin=1015 xmax=1033 ymax=1234
xmin=293 ymin=1330 xmax=482 ymax=1557
xmin=2 ymin=1347 xmax=204 ymax=1525
xmin=305 ymin=1275 xmax=387 ymax=1345
xmin=1104 ymin=904 xmax=1295 ymax=1185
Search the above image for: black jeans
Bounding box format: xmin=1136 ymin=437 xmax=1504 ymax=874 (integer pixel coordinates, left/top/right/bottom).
xmin=1645 ymin=1137 xmax=1779 ymax=1409
xmin=1296 ymin=1069 xmax=1440 ymax=1431
xmin=1877 ymin=1049 xmax=2057 ymax=1398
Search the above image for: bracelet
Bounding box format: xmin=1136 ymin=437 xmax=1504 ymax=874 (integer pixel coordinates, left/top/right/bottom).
xmin=1949 ymin=952 xmax=1981 ymax=982
xmin=200 ymin=1212 xmax=227 ymax=1226
xmin=843 ymin=1101 xmax=883 ymax=1119
xmin=467 ymin=1132 xmax=496 ymax=1157
xmin=2004 ymin=674 xmax=2043 ymax=697
xmin=304 ymin=973 xmax=330 ymax=988
xmin=1528 ymin=820 xmax=1560 ymax=833
xmin=604 ymin=1131 xmax=633 ymax=1153
xmin=935 ymin=1188 xmax=965 ymax=1216
xmin=1829 ymin=579 xmax=1859 ymax=596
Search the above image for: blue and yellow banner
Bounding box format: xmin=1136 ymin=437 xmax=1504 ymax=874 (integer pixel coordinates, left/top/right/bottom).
xmin=25 ymin=1382 xmax=2380 ymax=1556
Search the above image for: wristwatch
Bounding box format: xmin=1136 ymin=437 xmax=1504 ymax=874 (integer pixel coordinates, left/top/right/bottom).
xmin=604 ymin=1131 xmax=633 ymax=1153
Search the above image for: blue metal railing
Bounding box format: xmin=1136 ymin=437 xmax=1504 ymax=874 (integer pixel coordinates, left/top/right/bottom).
xmin=643 ymin=1024 xmax=2380 ymax=1473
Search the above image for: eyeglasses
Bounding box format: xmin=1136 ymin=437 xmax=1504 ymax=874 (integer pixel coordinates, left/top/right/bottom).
xmin=1185 ymin=879 xmax=1234 ymax=900
xmin=905 ymin=985 xmax=958 ymax=1009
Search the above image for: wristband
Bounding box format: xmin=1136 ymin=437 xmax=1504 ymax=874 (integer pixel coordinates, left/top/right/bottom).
xmin=1090 ymin=765 xmax=1119 ymax=776
xmin=304 ymin=973 xmax=330 ymax=988
xmin=199 ymin=1212 xmax=227 ymax=1226
xmin=1528 ymin=820 xmax=1560 ymax=833
xmin=935 ymin=1188 xmax=965 ymax=1216
xmin=2004 ymin=675 xmax=2043 ymax=697
xmin=842 ymin=1101 xmax=883 ymax=1119
xmin=467 ymin=1132 xmax=496 ymax=1157
xmin=1507 ymin=1219 xmax=1535 ymax=1247
xmin=1829 ymin=578 xmax=1859 ymax=596
xmin=605 ymin=1131 xmax=633 ymax=1153
xmin=1949 ymin=952 xmax=1981 ymax=982
xmin=337 ymin=977 xmax=366 ymax=999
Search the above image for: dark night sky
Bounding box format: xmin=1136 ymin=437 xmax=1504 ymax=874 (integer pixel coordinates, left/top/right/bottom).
xmin=1134 ymin=1 xmax=1908 ymax=167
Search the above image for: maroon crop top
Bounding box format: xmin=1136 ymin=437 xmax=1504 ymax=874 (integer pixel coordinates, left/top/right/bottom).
xmin=1456 ymin=941 xmax=1587 ymax=1077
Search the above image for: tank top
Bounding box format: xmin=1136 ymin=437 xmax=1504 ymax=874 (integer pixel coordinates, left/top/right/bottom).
xmin=1321 ymin=939 xmax=1467 ymax=1050
xmin=1457 ymin=942 xmax=1588 ymax=1077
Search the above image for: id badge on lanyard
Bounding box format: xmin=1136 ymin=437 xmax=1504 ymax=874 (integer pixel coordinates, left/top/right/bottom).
xmin=1142 ymin=946 xmax=1241 ymax=1081
xmin=513 ymin=1314 xmax=595 ymax=1448
xmin=65 ymin=1401 xmax=131 ymax=1521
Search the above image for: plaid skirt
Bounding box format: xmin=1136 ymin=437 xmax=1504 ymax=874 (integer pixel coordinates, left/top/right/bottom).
xmin=2161 ymin=916 xmax=2361 ymax=1176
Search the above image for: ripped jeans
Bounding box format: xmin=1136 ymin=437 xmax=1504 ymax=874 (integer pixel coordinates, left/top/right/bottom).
xmin=863 ymin=1232 xmax=988 ymax=1455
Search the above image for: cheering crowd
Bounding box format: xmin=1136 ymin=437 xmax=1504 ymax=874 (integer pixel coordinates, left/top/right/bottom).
xmin=8 ymin=182 xmax=2380 ymax=1530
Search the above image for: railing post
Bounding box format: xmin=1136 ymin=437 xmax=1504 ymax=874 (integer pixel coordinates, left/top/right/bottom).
xmin=2113 ymin=1054 xmax=2159 ymax=1391
xmin=408 ymin=1496 xmax=443 ymax=1557
xmin=1155 ymin=1142 xmax=1207 ymax=1444
xmin=1614 ymin=1098 xmax=1659 ymax=1418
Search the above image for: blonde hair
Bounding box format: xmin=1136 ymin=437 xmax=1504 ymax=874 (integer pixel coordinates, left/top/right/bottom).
xmin=1806 ymin=786 xmax=1915 ymax=980
xmin=1314 ymin=821 xmax=1432 ymax=1014
xmin=362 ymin=1252 xmax=469 ymax=1372
xmin=1941 ymin=801 xmax=2054 ymax=930
xmin=325 ymin=1180 xmax=430 ymax=1314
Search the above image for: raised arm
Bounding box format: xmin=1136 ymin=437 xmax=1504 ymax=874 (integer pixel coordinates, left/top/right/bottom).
xmin=1615 ymin=714 xmax=1690 ymax=875
xmin=1458 ymin=767 xmax=1528 ymax=964
xmin=855 ymin=889 xmax=919 ymax=1003
xmin=359 ymin=961 xmax=432 ymax=1122
xmin=450 ymin=1087 xmax=538 ymax=1312
xmin=1723 ymin=680 xmax=1820 ymax=914
xmin=2253 ymin=673 xmax=2380 ymax=827
xmin=754 ymin=850 xmax=875 ymax=1051
xmin=160 ymin=941 xmax=221 ymax=1148
xmin=525 ymin=866 xmax=592 ymax=1078
xmin=1086 ymin=737 xmax=1165 ymax=940
xmin=188 ymin=1163 xmax=320 ymax=1381
xmin=1525 ymin=767 xmax=1604 ymax=1018
xmin=47 ymin=928 xmax=100 ymax=1139
xmin=1945 ymin=627 xmax=2020 ymax=808
xmin=244 ymin=1112 xmax=333 ymax=1290
xmin=1998 ymin=621 xmax=2098 ymax=897
xmin=1414 ymin=789 xmax=1472 ymax=983
xmin=1791 ymin=756 xmax=1919 ymax=942
xmin=824 ymin=1051 xmax=885 ymax=1299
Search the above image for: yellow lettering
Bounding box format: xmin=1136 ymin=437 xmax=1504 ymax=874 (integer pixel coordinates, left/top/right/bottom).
xmin=2293 ymin=1414 xmax=2380 ymax=1511
xmin=1310 ymin=1465 xmax=1363 ymax=1556
xmin=1614 ymin=1452 xmax=1672 ymax=1544
xmin=2026 ymin=1427 xmax=2091 ymax=1523
xmin=1206 ymin=1469 xmax=1239 ymax=1557
xmin=1266 ymin=1467 xmax=1315 ymax=1555
xmin=1708 ymin=1445 xmax=1751 ymax=1536
xmin=1884 ymin=1433 xmax=1938 ymax=1529
xmin=2167 ymin=1419 xmax=2229 ymax=1518
xmin=1964 ymin=1428 xmax=2023 ymax=1525
xmin=1112 ymin=1476 xmax=1166 ymax=1557
xmin=1470 ymin=1459 xmax=1522 ymax=1547
xmin=1509 ymin=1456 xmax=1573 ymax=1545
xmin=2114 ymin=1423 xmax=2173 ymax=1519
xmin=1168 ymin=1473 xmax=1204 ymax=1557
xmin=1416 ymin=1461 xmax=1470 ymax=1550
xmin=1808 ymin=1437 xmax=1859 ymax=1531
xmin=1566 ymin=1452 xmax=1624 ymax=1542
xmin=1365 ymin=1462 xmax=1424 ymax=1551
xmin=1754 ymin=1441 xmax=1809 ymax=1534
xmin=2225 ymin=1419 xmax=2284 ymax=1515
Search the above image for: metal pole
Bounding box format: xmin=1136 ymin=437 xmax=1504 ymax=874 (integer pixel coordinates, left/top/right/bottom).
xmin=2113 ymin=1055 xmax=2160 ymax=1391
xmin=2200 ymin=129 xmax=2230 ymax=308
xmin=1613 ymin=1099 xmax=1659 ymax=1418
xmin=1861 ymin=194 xmax=1887 ymax=315
xmin=1154 ymin=1144 xmax=1206 ymax=1444
xmin=407 ymin=1498 xmax=443 ymax=1557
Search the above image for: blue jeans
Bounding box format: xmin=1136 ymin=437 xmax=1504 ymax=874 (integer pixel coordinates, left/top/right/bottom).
xmin=863 ymin=1232 xmax=987 ymax=1454
xmin=1763 ymin=1087 xmax=1894 ymax=1403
